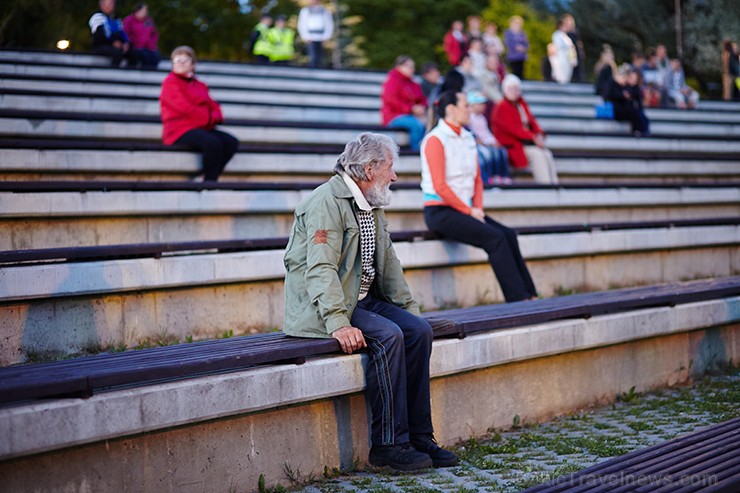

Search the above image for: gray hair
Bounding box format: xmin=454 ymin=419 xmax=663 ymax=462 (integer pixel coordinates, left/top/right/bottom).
xmin=501 ymin=73 xmax=521 ymax=93
xmin=334 ymin=133 xmax=399 ymax=181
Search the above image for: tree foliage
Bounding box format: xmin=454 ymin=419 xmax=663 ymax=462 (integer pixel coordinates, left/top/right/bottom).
xmin=0 ymin=0 xmax=298 ymax=61
xmin=480 ymin=1 xmax=556 ymax=82
xmin=343 ymin=0 xmax=489 ymax=70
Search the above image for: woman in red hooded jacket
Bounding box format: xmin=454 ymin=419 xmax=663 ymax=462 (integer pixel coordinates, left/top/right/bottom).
xmin=381 ymin=55 xmax=427 ymax=151
xmin=160 ymin=46 xmax=238 ymax=181
xmin=492 ymin=74 xmax=558 ymax=184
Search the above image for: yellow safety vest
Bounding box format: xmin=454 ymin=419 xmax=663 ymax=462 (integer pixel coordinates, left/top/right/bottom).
xmin=265 ymin=27 xmax=295 ymax=62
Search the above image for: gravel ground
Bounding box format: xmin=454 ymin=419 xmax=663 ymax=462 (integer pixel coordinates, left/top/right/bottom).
xmin=270 ymin=371 xmax=739 ymax=493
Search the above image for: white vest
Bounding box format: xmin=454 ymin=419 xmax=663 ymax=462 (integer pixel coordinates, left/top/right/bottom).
xmin=420 ymin=119 xmax=479 ymax=206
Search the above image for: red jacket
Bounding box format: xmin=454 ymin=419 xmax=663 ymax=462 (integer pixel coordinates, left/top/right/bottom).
xmin=159 ymin=72 xmax=223 ymax=145
xmin=491 ymin=97 xmax=543 ymax=168
xmin=443 ymin=31 xmax=467 ymax=66
xmin=380 ymin=68 xmax=426 ymax=125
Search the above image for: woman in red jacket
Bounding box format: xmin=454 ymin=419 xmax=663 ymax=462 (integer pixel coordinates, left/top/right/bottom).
xmin=443 ymin=20 xmax=468 ymax=67
xmin=381 ymin=55 xmax=427 ymax=151
xmin=159 ymin=45 xmax=238 ymax=181
xmin=492 ymin=74 xmax=558 ymax=184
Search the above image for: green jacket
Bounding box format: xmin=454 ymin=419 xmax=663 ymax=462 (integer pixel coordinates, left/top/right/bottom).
xmin=283 ymin=175 xmax=420 ymax=338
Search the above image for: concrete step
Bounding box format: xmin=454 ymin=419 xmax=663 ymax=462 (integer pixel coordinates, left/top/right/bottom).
xmin=2 ymin=186 xmax=738 ymax=250
xmin=1 ymin=223 xmax=738 ymax=365
xmin=0 ymin=114 xmax=409 ymax=147
xmin=2 ymin=113 xmax=738 ymax=153
xmin=0 ymin=62 xmax=382 ymax=96
xmin=3 ymin=91 xmax=739 ymax=137
xmin=2 ymin=147 xmax=739 ymax=183
xmin=0 ymin=49 xmax=389 ymax=84
xmin=5 ymin=74 xmax=740 ymax=124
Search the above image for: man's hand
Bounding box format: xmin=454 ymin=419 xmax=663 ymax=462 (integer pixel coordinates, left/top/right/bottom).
xmin=470 ymin=207 xmax=486 ymax=222
xmin=332 ymin=326 xmax=367 ymax=354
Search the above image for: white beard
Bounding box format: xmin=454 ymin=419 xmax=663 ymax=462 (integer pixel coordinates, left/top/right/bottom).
xmin=365 ymin=182 xmax=392 ymax=208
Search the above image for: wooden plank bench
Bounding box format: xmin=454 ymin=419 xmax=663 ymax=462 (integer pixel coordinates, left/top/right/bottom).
xmin=520 ymin=417 xmax=740 ymax=493
xmin=2 ymin=217 xmax=739 ymax=266
xmin=0 ymin=277 xmax=738 ymax=405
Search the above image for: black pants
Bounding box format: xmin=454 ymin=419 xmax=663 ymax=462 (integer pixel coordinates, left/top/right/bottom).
xmin=424 ymin=206 xmax=537 ymax=302
xmin=351 ymin=294 xmax=433 ymax=447
xmin=175 ymin=129 xmax=239 ymax=181
xmin=509 ymin=60 xmax=525 ymax=80
xmin=93 ymin=44 xmax=137 ymax=68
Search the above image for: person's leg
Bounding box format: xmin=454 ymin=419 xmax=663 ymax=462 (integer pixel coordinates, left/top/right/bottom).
xmin=477 ymin=145 xmax=493 ymax=183
xmin=424 ymin=206 xmax=534 ymax=301
xmin=209 ymin=129 xmax=239 ymax=180
xmin=94 ymin=44 xmax=123 ymax=67
xmin=495 ymin=147 xmax=512 ymax=180
xmin=357 ymin=295 xmax=458 ymax=468
xmin=357 ymin=296 xmax=434 ymax=437
xmin=175 ymin=129 xmax=225 ymax=181
xmin=524 ymin=146 xmax=557 ymax=184
xmin=484 ymin=216 xmax=537 ymax=297
xmin=141 ymin=49 xmax=160 ymax=69
xmin=510 ymin=60 xmax=523 ymax=79
xmin=387 ymin=115 xmax=425 ymax=151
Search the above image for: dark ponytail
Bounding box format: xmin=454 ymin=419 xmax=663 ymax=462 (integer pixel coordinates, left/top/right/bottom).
xmin=433 ymin=89 xmax=460 ymax=129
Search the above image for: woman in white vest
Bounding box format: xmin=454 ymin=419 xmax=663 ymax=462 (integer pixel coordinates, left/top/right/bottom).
xmin=421 ymin=90 xmax=538 ymax=302
xmin=551 ymin=15 xmax=577 ymax=84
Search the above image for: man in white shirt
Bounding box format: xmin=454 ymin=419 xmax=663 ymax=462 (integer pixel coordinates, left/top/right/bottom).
xmin=297 ymin=0 xmax=334 ymax=68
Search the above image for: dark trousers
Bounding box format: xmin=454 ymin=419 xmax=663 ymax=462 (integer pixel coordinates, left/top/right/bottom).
xmin=131 ymin=48 xmax=160 ymax=69
xmin=94 ymin=44 xmax=137 ymax=68
xmin=424 ymin=206 xmax=537 ymax=302
xmin=351 ymin=294 xmax=434 ymax=447
xmin=307 ymin=41 xmax=324 ymax=68
xmin=509 ymin=60 xmax=525 ymax=80
xmin=175 ymin=129 xmax=239 ymax=181
xmin=614 ymin=106 xmax=650 ymax=135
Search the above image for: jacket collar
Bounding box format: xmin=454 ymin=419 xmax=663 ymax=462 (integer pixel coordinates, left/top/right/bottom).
xmin=340 ymin=172 xmax=373 ymax=211
xmin=436 ymin=118 xmax=468 ymax=138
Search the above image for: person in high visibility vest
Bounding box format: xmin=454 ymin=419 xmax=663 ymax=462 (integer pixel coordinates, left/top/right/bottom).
xmin=265 ymin=15 xmax=295 ymax=64
xmin=249 ymin=14 xmax=272 ymax=64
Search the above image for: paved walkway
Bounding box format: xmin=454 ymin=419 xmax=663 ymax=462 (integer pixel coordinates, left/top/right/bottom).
xmin=285 ymin=372 xmax=739 ymax=493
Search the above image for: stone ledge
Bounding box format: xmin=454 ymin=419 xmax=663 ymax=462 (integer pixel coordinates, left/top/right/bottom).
xmin=1 ymin=225 xmax=738 ymax=302
xmin=1 ymin=297 xmax=737 ymax=461
xmin=2 ymin=187 xmax=737 ymax=217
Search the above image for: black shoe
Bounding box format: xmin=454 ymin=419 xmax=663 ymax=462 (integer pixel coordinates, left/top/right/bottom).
xmin=368 ymin=443 xmax=433 ymax=471
xmin=410 ymin=434 xmax=459 ymax=467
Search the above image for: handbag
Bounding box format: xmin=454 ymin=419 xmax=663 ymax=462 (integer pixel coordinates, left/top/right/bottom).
xmin=595 ymin=101 xmax=614 ymax=119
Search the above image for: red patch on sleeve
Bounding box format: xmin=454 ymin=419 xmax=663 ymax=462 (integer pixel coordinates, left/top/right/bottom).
xmin=314 ymin=229 xmax=328 ymax=244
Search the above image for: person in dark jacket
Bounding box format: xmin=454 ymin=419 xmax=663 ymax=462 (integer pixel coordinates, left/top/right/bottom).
xmin=159 ymin=46 xmax=238 ymax=181
xmin=89 ymin=0 xmax=136 ymax=67
xmin=605 ymin=64 xmax=650 ymax=137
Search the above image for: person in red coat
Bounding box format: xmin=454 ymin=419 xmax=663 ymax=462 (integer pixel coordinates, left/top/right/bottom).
xmin=492 ymin=74 xmax=558 ymax=184
xmin=443 ymin=20 xmax=468 ymax=67
xmin=381 ymin=55 xmax=427 ymax=151
xmin=160 ymin=46 xmax=238 ymax=181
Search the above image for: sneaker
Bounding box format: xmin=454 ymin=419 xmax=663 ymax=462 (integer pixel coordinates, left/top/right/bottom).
xmin=410 ymin=434 xmax=459 ymax=467
xmin=368 ymin=443 xmax=433 ymax=471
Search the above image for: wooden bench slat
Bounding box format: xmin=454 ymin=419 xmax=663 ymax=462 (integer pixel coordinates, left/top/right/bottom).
xmin=519 ymin=418 xmax=740 ymax=493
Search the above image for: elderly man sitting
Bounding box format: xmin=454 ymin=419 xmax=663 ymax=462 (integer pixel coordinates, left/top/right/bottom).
xmin=282 ymin=133 xmax=458 ymax=471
